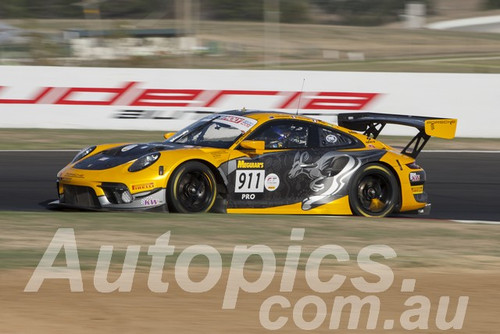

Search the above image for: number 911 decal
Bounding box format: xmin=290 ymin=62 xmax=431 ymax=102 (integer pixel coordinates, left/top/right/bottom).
xmin=235 ymin=170 xmax=265 ymax=193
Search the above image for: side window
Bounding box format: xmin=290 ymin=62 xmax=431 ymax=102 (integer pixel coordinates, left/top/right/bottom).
xmin=248 ymin=120 xmax=310 ymax=149
xmin=319 ymin=127 xmax=356 ymax=148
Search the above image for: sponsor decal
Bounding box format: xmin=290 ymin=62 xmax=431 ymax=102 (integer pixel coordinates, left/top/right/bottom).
xmin=237 ymin=160 xmax=264 ymax=169
xmin=264 ymin=173 xmax=280 ymax=191
xmin=132 ymin=182 xmax=155 ymax=191
xmin=366 ymin=139 xmax=377 ymax=149
xmin=427 ymin=119 xmax=457 ymax=130
xmin=411 ymin=185 xmax=424 ymax=194
xmin=141 ymin=198 xmax=160 ymax=206
xmin=216 ymin=115 xmax=257 ymax=132
xmin=409 ymin=172 xmax=421 ymax=182
xmin=325 ymin=134 xmax=338 ymax=144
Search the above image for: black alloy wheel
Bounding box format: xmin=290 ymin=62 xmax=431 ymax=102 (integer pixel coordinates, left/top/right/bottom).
xmin=167 ymin=161 xmax=217 ymax=213
xmin=349 ymin=163 xmax=399 ymax=217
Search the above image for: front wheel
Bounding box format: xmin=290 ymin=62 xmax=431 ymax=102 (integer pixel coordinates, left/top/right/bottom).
xmin=349 ymin=163 xmax=399 ymax=217
xmin=166 ymin=161 xmax=217 ymax=213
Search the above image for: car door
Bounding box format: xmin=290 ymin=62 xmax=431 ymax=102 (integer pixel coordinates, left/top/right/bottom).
xmin=225 ymin=119 xmax=319 ymax=209
xmin=224 ymin=120 xmax=372 ymax=211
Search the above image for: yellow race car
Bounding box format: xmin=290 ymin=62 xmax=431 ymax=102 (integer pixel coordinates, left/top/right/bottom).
xmin=54 ymin=110 xmax=456 ymax=217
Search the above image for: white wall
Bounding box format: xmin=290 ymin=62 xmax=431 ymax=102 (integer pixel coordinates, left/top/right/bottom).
xmin=0 ymin=66 xmax=499 ymax=137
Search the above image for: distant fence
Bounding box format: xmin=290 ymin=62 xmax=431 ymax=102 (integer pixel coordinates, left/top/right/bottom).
xmin=0 ymin=66 xmax=498 ymax=137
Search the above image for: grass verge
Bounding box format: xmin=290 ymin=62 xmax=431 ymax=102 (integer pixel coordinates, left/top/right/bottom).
xmin=1 ymin=211 xmax=499 ymax=270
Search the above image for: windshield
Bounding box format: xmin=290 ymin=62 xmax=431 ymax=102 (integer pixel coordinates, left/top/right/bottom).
xmin=168 ymin=114 xmax=258 ymax=148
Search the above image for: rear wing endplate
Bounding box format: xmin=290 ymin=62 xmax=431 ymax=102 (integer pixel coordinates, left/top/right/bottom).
xmin=337 ymin=112 xmax=457 ymax=158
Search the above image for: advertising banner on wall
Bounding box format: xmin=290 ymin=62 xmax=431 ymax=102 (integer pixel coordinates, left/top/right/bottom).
xmin=0 ymin=66 xmax=498 ymax=137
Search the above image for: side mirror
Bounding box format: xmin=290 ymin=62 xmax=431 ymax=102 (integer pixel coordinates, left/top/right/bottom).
xmin=163 ymin=132 xmax=176 ymax=140
xmin=240 ymin=140 xmax=265 ymax=153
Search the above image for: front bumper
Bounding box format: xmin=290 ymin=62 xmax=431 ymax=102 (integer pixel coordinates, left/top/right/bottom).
xmin=395 ymin=202 xmax=431 ymax=216
xmin=56 ymin=181 xmax=168 ymax=211
xmin=418 ymin=203 xmax=432 ymax=215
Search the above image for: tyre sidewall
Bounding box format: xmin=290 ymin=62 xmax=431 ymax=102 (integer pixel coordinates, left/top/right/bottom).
xmin=167 ymin=161 xmax=217 ymax=213
xmin=349 ymin=163 xmax=399 ymax=217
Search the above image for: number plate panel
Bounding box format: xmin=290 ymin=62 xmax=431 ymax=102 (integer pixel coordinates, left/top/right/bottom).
xmin=235 ymin=170 xmax=265 ymax=193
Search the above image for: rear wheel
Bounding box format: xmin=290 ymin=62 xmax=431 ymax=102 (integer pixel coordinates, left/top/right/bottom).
xmin=349 ymin=163 xmax=399 ymax=217
xmin=167 ymin=161 xmax=217 ymax=213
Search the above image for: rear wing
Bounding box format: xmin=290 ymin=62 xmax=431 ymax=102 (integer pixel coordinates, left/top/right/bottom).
xmin=337 ymin=112 xmax=457 ymax=158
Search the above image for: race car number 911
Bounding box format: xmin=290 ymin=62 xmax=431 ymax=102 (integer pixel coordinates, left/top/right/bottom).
xmin=235 ymin=170 xmax=265 ymax=193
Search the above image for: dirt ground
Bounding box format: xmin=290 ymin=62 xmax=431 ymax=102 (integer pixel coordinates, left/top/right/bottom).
xmin=1 ymin=266 xmax=499 ymax=333
xmin=1 ymin=213 xmax=499 ymax=333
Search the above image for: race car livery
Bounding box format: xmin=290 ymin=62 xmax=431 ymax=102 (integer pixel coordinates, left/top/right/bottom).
xmin=54 ymin=110 xmax=457 ymax=217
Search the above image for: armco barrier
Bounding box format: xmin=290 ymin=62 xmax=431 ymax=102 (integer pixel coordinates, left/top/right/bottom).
xmin=0 ymin=66 xmax=498 ymax=137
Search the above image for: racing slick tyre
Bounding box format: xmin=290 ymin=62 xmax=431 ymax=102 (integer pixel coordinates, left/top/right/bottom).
xmin=167 ymin=161 xmax=217 ymax=213
xmin=349 ymin=163 xmax=399 ymax=217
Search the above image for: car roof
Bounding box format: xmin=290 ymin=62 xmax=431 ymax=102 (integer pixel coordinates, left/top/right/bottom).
xmin=220 ymin=109 xmax=333 ymax=127
xmin=220 ymin=109 xmax=289 ymax=116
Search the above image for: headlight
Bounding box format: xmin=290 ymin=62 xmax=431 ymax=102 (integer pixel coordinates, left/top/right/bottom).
xmin=72 ymin=146 xmax=96 ymax=163
xmin=128 ymin=153 xmax=160 ymax=172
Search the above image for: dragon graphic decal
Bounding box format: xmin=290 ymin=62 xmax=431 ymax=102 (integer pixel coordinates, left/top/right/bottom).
xmin=288 ymin=151 xmax=361 ymax=210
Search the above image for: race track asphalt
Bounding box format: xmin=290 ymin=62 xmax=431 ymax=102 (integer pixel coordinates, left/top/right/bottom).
xmin=0 ymin=151 xmax=498 ymax=221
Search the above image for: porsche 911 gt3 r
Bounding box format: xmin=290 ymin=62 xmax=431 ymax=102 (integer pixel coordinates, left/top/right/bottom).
xmin=54 ymin=110 xmax=457 ymax=217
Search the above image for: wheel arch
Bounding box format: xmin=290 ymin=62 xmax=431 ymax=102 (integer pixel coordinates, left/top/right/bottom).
xmin=348 ymin=160 xmax=401 ymax=217
xmin=195 ymin=159 xmax=228 ymax=195
xmin=165 ymin=158 xmax=228 ymax=213
xmin=372 ymin=161 xmax=403 ymax=212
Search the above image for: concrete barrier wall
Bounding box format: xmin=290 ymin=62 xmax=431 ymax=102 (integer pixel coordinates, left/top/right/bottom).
xmin=0 ymin=66 xmax=499 ymax=137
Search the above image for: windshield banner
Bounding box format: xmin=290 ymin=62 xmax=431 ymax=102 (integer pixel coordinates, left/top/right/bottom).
xmin=215 ymin=115 xmax=257 ymax=133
